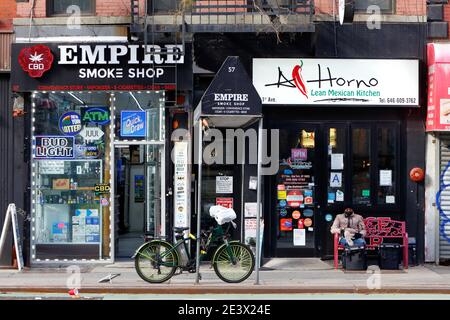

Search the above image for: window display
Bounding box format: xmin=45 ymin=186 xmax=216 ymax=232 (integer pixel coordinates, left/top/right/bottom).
xmin=31 ymin=92 xmax=111 ymax=261
xmin=34 ymin=160 xmax=102 ymax=244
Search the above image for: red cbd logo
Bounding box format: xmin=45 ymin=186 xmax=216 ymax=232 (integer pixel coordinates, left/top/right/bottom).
xmin=18 ymin=44 xmax=54 ymax=78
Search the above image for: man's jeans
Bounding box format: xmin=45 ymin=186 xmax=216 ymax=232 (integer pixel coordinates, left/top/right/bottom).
xmin=339 ymin=238 xmax=366 ymax=247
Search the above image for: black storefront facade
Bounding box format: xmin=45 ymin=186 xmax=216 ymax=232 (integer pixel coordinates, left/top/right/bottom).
xmin=193 ymin=22 xmax=427 ymax=262
xmin=10 ymin=42 xmax=192 ymax=264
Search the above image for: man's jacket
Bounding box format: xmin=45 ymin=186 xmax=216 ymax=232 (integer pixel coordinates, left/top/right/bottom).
xmin=330 ymin=213 xmax=367 ymax=237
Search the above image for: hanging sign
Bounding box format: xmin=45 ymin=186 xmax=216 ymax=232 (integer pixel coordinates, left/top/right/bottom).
xmin=121 ymin=111 xmax=147 ymax=137
xmin=195 ymin=56 xmax=262 ymax=118
xmin=33 ymin=136 xmax=74 ymax=159
xmin=79 ymin=126 xmax=104 ymax=142
xmin=253 ymin=59 xmax=419 ymax=106
xmin=59 ymin=111 xmax=82 ymax=136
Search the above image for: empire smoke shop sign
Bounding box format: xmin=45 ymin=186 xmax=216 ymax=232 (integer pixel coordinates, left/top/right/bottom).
xmin=198 ymin=56 xmax=262 ymax=116
xmin=252 ymin=58 xmax=419 ymax=106
xmin=11 ymin=43 xmax=192 ymax=91
xmin=33 ymin=136 xmax=74 ymax=159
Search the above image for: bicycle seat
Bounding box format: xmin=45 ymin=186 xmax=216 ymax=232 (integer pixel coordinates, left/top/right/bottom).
xmin=173 ymin=227 xmax=189 ymax=233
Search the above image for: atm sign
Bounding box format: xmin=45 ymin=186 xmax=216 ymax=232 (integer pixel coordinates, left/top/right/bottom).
xmin=81 ymin=106 xmax=110 ymax=125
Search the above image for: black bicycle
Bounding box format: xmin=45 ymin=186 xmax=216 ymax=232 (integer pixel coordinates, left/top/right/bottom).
xmin=133 ymin=221 xmax=255 ymax=283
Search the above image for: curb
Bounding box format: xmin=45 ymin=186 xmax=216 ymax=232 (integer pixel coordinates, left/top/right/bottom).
xmin=3 ymin=286 xmax=450 ymax=295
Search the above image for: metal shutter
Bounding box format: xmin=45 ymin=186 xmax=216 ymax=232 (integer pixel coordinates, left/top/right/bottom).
xmin=439 ymin=134 xmax=450 ymax=260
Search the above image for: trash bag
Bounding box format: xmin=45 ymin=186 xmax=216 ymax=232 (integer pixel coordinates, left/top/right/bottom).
xmin=209 ymin=205 xmax=237 ymax=225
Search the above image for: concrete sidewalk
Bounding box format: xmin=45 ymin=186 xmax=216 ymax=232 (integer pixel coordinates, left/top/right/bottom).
xmin=1 ymin=258 xmax=450 ymax=294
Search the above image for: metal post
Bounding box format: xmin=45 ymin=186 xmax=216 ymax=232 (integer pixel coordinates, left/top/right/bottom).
xmin=255 ymin=118 xmax=263 ymax=285
xmin=195 ymin=120 xmax=203 ymax=284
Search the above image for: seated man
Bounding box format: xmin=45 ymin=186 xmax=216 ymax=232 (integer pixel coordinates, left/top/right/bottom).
xmin=330 ymin=208 xmax=366 ymax=247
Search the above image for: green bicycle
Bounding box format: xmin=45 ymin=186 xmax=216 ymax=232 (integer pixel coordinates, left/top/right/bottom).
xmin=133 ymin=222 xmax=255 ymax=283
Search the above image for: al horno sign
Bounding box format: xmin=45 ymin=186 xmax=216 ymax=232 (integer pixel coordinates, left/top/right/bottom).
xmin=11 ymin=42 xmax=192 ymax=91
xmin=252 ymin=58 xmax=419 ymax=106
xmin=426 ymin=43 xmax=450 ymax=131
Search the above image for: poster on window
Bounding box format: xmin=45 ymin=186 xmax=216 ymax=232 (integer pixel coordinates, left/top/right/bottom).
xmin=134 ymin=175 xmax=144 ymax=202
xmin=216 ymin=197 xmax=233 ymax=209
xmin=39 ymin=160 xmax=65 ymax=174
xmin=293 ymin=229 xmax=306 ymax=246
xmin=33 ymin=136 xmax=74 ymax=159
xmin=379 ymin=170 xmax=392 ymax=186
xmin=216 ymin=176 xmax=233 ymax=194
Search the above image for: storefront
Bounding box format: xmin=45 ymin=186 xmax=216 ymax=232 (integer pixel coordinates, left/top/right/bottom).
xmin=425 ymin=43 xmax=450 ymax=263
xmin=11 ymin=42 xmax=192 ymax=263
xmin=192 ymin=26 xmax=427 ymax=261
xmin=253 ymin=58 xmax=420 ymax=258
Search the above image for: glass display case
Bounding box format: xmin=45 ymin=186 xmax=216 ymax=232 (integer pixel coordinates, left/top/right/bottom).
xmin=34 ymin=160 xmax=103 ymax=247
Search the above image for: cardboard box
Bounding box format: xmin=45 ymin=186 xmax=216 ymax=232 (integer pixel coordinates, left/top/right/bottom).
xmin=53 ymin=178 xmax=70 ymax=190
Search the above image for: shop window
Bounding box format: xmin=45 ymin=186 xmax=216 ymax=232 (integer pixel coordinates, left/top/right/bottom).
xmin=328 ymin=127 xmax=346 ymax=204
xmin=377 ymin=127 xmax=396 ymax=204
xmin=31 ymin=92 xmax=111 ymax=260
xmin=47 ymin=0 xmax=95 ymax=16
xmin=352 ymin=127 xmax=371 ymax=205
xmin=354 ymin=0 xmax=395 ymax=13
xmin=147 ymin=0 xmax=178 ymax=14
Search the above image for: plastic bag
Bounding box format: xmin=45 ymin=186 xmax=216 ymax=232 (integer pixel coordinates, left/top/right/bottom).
xmin=209 ymin=205 xmax=237 ymax=225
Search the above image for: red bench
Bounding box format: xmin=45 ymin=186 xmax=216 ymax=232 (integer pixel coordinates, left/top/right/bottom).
xmin=333 ymin=217 xmax=408 ymax=270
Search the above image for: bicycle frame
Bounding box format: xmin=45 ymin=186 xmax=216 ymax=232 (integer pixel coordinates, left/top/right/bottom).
xmin=135 ymin=223 xmax=236 ymax=268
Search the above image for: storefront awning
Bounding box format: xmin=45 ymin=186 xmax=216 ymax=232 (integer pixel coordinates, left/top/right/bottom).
xmin=427 ymin=43 xmax=450 ymax=131
xmin=194 ymin=56 xmax=262 ymax=128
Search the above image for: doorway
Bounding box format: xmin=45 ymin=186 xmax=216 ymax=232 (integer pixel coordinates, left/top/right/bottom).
xmin=114 ymin=143 xmax=164 ymax=258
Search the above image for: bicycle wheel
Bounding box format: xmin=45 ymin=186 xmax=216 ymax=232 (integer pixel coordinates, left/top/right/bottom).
xmin=213 ymin=242 xmax=255 ymax=283
xmin=134 ymin=241 xmax=178 ymax=283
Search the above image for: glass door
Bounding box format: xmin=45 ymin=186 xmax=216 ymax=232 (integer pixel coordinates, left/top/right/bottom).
xmin=273 ymin=124 xmax=320 ymax=257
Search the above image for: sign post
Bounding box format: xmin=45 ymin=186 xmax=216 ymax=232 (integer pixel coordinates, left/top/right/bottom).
xmin=0 ymin=204 xmax=24 ymax=271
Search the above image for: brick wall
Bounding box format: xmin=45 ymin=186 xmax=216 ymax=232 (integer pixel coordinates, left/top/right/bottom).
xmin=16 ymin=0 xmax=148 ymax=18
xmin=443 ymin=3 xmax=450 ymax=40
xmin=0 ymin=0 xmax=17 ymax=31
xmin=315 ymin=0 xmax=426 ymax=16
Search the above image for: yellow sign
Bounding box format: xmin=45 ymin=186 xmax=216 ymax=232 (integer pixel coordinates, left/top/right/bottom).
xmin=277 ymin=190 xmax=287 ymax=200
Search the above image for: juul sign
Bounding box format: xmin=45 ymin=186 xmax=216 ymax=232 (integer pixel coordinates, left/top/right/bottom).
xmin=79 ymin=127 xmax=104 ymax=143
